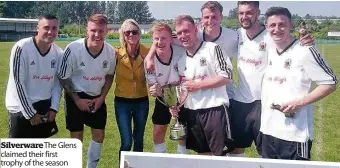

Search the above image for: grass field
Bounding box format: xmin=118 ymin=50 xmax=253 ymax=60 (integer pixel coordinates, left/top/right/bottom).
xmin=0 ymin=41 xmax=339 ymax=167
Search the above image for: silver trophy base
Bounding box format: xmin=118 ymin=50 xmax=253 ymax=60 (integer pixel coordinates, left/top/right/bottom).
xmin=169 ymin=124 xmax=187 ymax=141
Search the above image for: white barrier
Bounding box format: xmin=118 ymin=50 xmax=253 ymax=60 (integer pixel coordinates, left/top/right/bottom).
xmin=120 ymin=151 xmax=340 ymax=168
xmin=328 ymin=32 xmax=340 ymax=37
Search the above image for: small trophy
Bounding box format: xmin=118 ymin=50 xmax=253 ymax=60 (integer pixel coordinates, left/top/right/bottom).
xmin=271 ymin=103 xmax=296 ymax=118
xmin=156 ymin=83 xmax=188 ymax=140
xmin=41 ymin=114 xmax=49 ymax=123
xmin=89 ymin=103 xmax=96 ymax=113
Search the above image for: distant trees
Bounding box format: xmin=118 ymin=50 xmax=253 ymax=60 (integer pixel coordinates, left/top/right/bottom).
xmin=0 ymin=1 xmax=154 ymax=25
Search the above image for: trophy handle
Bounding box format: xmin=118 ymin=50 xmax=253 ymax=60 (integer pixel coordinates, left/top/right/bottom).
xmin=176 ymin=85 xmax=189 ymax=108
xmin=156 ymin=96 xmax=170 ymax=107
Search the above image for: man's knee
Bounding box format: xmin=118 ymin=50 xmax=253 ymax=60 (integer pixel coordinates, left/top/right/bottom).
xmin=71 ymin=131 xmax=83 ymax=142
xmin=91 ymin=129 xmax=105 ymax=143
xmin=153 ymin=125 xmax=167 ymax=143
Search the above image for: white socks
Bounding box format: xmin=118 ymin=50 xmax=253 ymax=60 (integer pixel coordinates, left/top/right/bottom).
xmin=226 ymin=153 xmax=245 ymax=157
xmin=154 ymin=143 xmax=188 ymax=154
xmin=87 ymin=140 xmax=102 ymax=168
xmin=177 ymin=144 xmax=188 ymax=154
xmin=154 ymin=143 xmax=167 ymax=153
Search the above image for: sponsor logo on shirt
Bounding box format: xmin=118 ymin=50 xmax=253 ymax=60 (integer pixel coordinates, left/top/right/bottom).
xmin=239 ymin=56 xmax=262 ymax=66
xmin=268 ymin=76 xmax=286 ymax=84
xmin=32 ymin=75 xmax=54 ymax=81
xmin=30 ymin=61 xmax=35 ymax=65
xmin=259 ymin=42 xmax=266 ymax=51
xmin=179 ymin=74 xmax=208 ymax=82
xmin=157 ymin=73 xmax=163 ymax=77
xmin=83 ymin=76 xmax=103 ymax=81
xmin=102 ymin=60 xmax=108 ymax=68
xmin=269 ymin=60 xmax=272 ymax=66
xmin=51 ymin=59 xmax=56 ymax=68
xmin=80 ymin=62 xmax=85 ymax=66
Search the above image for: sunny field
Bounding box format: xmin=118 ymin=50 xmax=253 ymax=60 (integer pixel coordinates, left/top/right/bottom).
xmin=0 ymin=41 xmax=339 ymax=167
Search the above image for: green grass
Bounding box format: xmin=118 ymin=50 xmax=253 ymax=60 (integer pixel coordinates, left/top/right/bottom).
xmin=0 ymin=42 xmax=339 ymax=167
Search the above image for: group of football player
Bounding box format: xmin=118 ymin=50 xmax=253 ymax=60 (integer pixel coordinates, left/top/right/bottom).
xmin=5 ymin=1 xmax=337 ymax=168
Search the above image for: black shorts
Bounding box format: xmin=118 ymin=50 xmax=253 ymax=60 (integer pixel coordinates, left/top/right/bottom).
xmin=262 ymin=134 xmax=312 ymax=160
xmin=8 ymin=98 xmax=58 ymax=138
xmin=185 ymin=104 xmax=232 ymax=156
xmin=229 ymin=100 xmax=262 ymax=151
xmin=152 ymin=97 xmax=186 ymax=125
xmin=65 ymin=92 xmax=107 ymax=132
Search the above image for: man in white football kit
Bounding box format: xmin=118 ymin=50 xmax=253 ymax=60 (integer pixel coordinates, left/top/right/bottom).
xmin=261 ymin=7 xmax=337 ymax=160
xmin=198 ymin=1 xmax=238 ymax=101
xmin=146 ymin=1 xmax=238 ymax=101
xmin=175 ymin=15 xmax=233 ymax=156
xmin=6 ymin=15 xmax=62 ymax=138
xmin=57 ymin=14 xmax=116 ymax=168
xmin=230 ymin=1 xmax=314 ymax=157
xmin=144 ymin=23 xmax=188 ymax=154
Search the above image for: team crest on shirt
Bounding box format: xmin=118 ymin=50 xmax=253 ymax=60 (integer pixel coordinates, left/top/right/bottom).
xmin=284 ymin=58 xmax=292 ymax=69
xmin=174 ymin=64 xmax=179 ymax=72
xmin=200 ymin=57 xmax=207 ymax=66
xmin=102 ymin=60 xmax=108 ymax=68
xmin=51 ymin=59 xmax=56 ymax=68
xmin=259 ymin=42 xmax=266 ymax=51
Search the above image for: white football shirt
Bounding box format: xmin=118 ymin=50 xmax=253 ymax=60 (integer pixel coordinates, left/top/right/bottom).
xmin=57 ymin=38 xmax=116 ymax=96
xmin=177 ymin=41 xmax=233 ymax=110
xmin=198 ymin=27 xmax=239 ymax=99
xmin=6 ymin=37 xmax=63 ymax=119
xmin=260 ymin=40 xmax=337 ymax=142
xmin=145 ymin=45 xmax=185 ymax=86
xmin=234 ymin=27 xmax=273 ymax=103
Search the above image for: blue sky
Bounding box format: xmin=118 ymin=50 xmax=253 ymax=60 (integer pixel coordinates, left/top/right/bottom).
xmin=148 ymin=1 xmax=340 ymax=19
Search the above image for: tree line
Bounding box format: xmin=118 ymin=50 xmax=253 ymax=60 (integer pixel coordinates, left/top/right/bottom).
xmin=225 ymin=7 xmax=340 ymax=39
xmin=0 ymin=1 xmax=155 ymax=25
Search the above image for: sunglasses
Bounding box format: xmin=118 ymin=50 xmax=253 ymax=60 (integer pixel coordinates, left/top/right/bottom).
xmin=124 ymin=30 xmax=139 ymax=36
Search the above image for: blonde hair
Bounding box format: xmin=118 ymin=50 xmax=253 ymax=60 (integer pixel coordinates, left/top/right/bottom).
xmin=119 ymin=19 xmax=141 ymax=47
xmin=151 ymin=23 xmax=172 ymax=36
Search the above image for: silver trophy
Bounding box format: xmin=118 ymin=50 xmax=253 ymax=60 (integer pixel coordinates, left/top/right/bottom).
xmin=156 ymin=83 xmax=188 ymax=140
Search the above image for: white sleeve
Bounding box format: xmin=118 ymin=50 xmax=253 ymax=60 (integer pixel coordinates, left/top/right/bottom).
xmin=12 ymin=45 xmax=37 ymax=119
xmin=57 ymin=46 xmax=74 ymax=79
xmin=108 ymin=49 xmax=116 ymax=75
xmin=144 ymin=60 xmax=157 ymax=85
xmin=305 ymin=46 xmax=338 ymax=85
xmin=50 ymin=51 xmax=63 ymax=112
xmin=214 ymin=45 xmax=233 ymax=79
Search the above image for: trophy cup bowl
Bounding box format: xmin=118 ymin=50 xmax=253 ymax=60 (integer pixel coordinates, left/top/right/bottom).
xmin=156 ymin=83 xmax=188 ymax=141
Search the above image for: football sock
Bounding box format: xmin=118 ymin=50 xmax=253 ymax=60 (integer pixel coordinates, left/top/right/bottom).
xmin=87 ymin=140 xmax=102 ymax=168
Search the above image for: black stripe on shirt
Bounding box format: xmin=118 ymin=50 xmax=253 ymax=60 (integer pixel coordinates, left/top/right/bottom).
xmin=13 ymin=46 xmax=35 ymax=117
xmin=57 ymin=47 xmax=71 ymax=78
xmin=309 ymin=46 xmax=337 ymax=84
xmin=215 ymin=45 xmax=231 ymax=78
